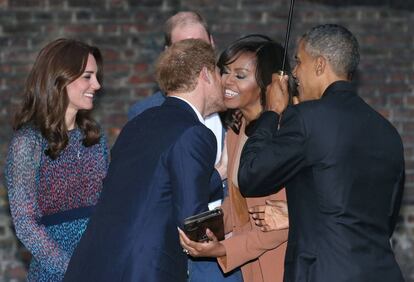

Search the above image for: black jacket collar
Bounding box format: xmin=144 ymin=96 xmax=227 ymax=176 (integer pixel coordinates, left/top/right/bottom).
xmin=322 ymin=80 xmax=356 ymax=99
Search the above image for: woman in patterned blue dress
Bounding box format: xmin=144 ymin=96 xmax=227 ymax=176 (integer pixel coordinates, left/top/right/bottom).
xmin=5 ymin=38 xmax=108 ymax=281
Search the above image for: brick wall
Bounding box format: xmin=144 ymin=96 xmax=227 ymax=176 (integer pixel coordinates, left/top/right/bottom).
xmin=0 ymin=0 xmax=413 ymax=281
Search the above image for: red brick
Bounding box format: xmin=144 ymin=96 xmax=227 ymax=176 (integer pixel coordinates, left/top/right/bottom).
xmin=105 ymin=63 xmax=130 ymax=74
xmin=408 ymin=214 xmax=414 ymax=224
xmin=64 ymin=25 xmax=99 ymax=34
xmin=128 ymin=74 xmax=155 ymax=84
xmin=9 ymin=0 xmax=47 ymax=7
xmin=121 ymin=23 xmax=149 ymax=33
xmin=406 ymin=174 xmax=414 ymax=186
xmin=13 ymin=64 xmax=32 ymax=73
xmin=388 ymin=96 xmax=404 ymax=106
xmin=128 ymin=0 xmax=163 ymax=7
xmin=405 ymin=160 xmax=414 ymax=171
xmin=0 ymin=65 xmax=12 ymax=74
xmin=407 ymin=96 xmax=414 ymax=106
xmin=100 ymin=49 xmax=120 ymax=62
xmin=4 ymin=76 xmax=27 ymax=87
xmin=376 ymin=108 xmax=390 ymax=119
xmin=362 ymin=96 xmax=386 ymax=107
xmin=102 ymin=24 xmax=120 ymax=34
xmin=402 ymin=122 xmax=414 ymax=133
xmin=67 ymin=0 xmax=105 ymax=8
xmin=123 ymin=49 xmax=136 ymax=59
xmin=4 ymin=265 xmax=27 ymax=280
xmin=108 ymin=0 xmax=124 ymax=8
xmin=134 ymin=63 xmax=149 ymax=73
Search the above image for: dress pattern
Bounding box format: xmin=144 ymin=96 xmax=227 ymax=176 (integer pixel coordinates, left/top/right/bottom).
xmin=5 ymin=126 xmax=108 ymax=281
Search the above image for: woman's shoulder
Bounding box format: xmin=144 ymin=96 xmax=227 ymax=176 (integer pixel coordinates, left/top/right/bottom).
xmin=6 ymin=125 xmax=45 ymax=167
xmin=13 ymin=125 xmax=42 ymax=140
xmin=10 ymin=125 xmax=45 ymax=148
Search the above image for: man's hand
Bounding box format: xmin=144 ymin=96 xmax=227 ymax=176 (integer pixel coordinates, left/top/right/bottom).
xmin=178 ymin=228 xmax=226 ymax=257
xmin=265 ymin=74 xmax=290 ymax=114
xmin=249 ymin=200 xmax=289 ymax=232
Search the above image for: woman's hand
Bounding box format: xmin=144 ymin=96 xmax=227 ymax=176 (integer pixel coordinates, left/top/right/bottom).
xmin=249 ymin=200 xmax=289 ymax=232
xmin=178 ymin=228 xmax=226 ymax=257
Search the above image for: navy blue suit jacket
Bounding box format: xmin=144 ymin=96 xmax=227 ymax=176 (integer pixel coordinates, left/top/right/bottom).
xmin=239 ymin=81 xmax=405 ymax=282
xmin=64 ymin=97 xmax=222 ymax=282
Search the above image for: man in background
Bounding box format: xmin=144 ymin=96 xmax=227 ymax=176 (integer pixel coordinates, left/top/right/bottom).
xmin=128 ymin=11 xmax=223 ymax=168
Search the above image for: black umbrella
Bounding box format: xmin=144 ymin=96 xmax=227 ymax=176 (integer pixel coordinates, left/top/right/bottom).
xmin=279 ymin=0 xmax=295 ymax=76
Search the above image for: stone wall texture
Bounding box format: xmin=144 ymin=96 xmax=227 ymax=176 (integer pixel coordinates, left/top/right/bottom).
xmin=0 ymin=0 xmax=413 ymax=281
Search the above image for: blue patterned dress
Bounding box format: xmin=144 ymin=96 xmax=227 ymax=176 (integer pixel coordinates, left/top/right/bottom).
xmin=5 ymin=126 xmax=108 ymax=281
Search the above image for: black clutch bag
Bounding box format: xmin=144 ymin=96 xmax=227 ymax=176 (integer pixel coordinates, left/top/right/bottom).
xmin=183 ymin=208 xmax=224 ymax=242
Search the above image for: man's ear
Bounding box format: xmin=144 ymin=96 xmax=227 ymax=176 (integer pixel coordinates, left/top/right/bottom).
xmin=315 ymin=56 xmax=326 ymax=76
xmin=200 ymin=66 xmax=212 ymax=83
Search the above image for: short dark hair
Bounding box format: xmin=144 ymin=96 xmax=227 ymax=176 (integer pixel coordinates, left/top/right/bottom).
xmin=301 ymin=24 xmax=360 ymax=79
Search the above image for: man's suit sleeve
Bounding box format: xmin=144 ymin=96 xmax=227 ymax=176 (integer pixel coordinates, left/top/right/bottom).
xmin=209 ymin=169 xmax=223 ymax=203
xmin=238 ymin=107 xmax=307 ymax=197
xmin=168 ymin=125 xmax=218 ymax=223
xmin=389 ymin=164 xmax=405 ymax=237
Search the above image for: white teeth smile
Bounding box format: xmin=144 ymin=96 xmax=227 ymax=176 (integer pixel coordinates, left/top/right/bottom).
xmin=84 ymin=93 xmax=94 ymax=98
xmin=225 ymin=89 xmax=239 ymax=98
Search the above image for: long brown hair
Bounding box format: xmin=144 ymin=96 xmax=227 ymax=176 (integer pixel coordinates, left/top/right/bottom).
xmin=14 ymin=38 xmax=103 ymax=159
